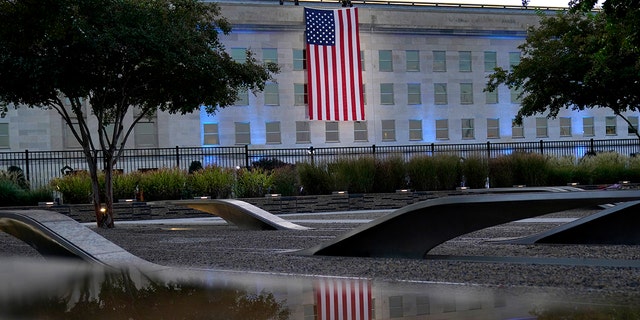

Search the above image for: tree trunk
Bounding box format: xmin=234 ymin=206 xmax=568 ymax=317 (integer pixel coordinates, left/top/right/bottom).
xmin=102 ymin=154 xmax=116 ymax=229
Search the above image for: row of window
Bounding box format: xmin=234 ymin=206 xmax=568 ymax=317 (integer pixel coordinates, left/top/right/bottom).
xmin=234 ymin=48 xmax=520 ymax=73
xmin=0 ymin=115 xmax=634 ymax=149
xmin=203 ymin=116 xmax=639 ymax=145
xmin=238 ymin=82 xmax=518 ymax=107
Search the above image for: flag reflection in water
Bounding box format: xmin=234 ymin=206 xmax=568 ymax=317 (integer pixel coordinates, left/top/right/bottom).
xmin=315 ymin=278 xmax=372 ymax=320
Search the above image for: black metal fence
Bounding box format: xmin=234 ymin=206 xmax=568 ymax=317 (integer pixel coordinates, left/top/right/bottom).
xmin=1 ymin=138 xmax=638 ymax=189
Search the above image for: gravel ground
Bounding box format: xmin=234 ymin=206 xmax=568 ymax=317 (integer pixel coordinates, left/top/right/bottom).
xmin=2 ymin=207 xmax=640 ymax=304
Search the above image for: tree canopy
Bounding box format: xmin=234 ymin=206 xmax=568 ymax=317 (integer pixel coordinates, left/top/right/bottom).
xmin=486 ymin=0 xmax=640 ymax=137
xmin=0 ymin=0 xmax=278 ymax=227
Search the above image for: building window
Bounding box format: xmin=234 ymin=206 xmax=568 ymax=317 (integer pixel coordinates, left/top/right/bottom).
xmin=262 ymin=48 xmax=278 ymax=64
xmin=379 ymin=50 xmax=393 ymax=72
xmin=134 ymin=122 xmax=158 ymax=148
xmin=485 ymin=88 xmax=498 ymax=104
xmin=325 ymin=122 xmax=339 ymax=143
xmin=509 ymin=52 xmax=520 ymax=71
xmin=433 ymin=50 xmax=446 ymax=72
xmin=460 ymin=83 xmax=473 ymax=104
xmin=484 ymin=51 xmax=497 ymax=72
xmin=293 ymin=49 xmax=306 ymax=71
xmin=462 ymin=118 xmax=474 ymax=140
xmin=381 ymin=120 xmax=396 ymax=141
xmin=487 ymin=118 xmax=500 ymax=139
xmin=512 ymin=119 xmax=524 ymax=138
xmin=416 ymin=296 xmax=430 ymax=316
xmin=362 ymin=84 xmax=367 ymax=105
xmin=560 ymin=117 xmax=572 ymax=137
xmin=380 ymin=83 xmax=394 ymax=105
xmin=266 ymin=121 xmax=281 ymax=144
xmin=64 ymin=120 xmax=83 ymax=149
xmin=406 ymin=50 xmax=419 ymax=71
xmin=133 ymin=109 xmax=158 ymax=148
xmin=459 ymin=51 xmax=472 ymax=72
xmin=296 ymin=121 xmax=311 ymax=143
xmin=354 ymin=121 xmax=368 ymax=142
xmin=389 ymin=296 xmax=404 ymax=319
xmin=294 ymin=83 xmax=307 ymax=106
xmin=510 ymin=87 xmax=522 ymax=104
xmin=231 ymin=48 xmax=247 ymax=62
xmin=536 ymin=117 xmax=548 ymax=138
xmin=436 ymin=119 xmax=449 ymax=140
xmin=409 ymin=119 xmax=422 ymax=141
xmin=407 ymin=83 xmax=421 ymax=105
xmin=203 ymin=123 xmax=219 ymax=145
xmin=234 ymin=88 xmax=249 ymax=106
xmin=235 ymin=122 xmax=251 ymax=145
xmin=264 ymin=83 xmax=279 ymax=105
xmin=606 ymin=116 xmax=617 ymax=135
xmin=434 ymin=83 xmax=447 ymax=105
xmin=583 ymin=117 xmax=595 ymax=137
xmin=0 ymin=123 xmax=9 ymax=148
xmin=628 ymin=116 xmax=638 ymax=135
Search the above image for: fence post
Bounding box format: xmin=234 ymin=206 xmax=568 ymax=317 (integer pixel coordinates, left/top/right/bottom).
xmin=430 ymin=143 xmax=435 ymax=155
xmin=175 ymin=146 xmax=180 ymax=168
xmin=244 ymin=145 xmax=250 ymax=168
xmin=590 ymin=138 xmax=595 ymax=154
xmin=486 ymin=141 xmax=491 ymax=159
xmin=539 ymin=140 xmax=544 ymax=155
xmin=372 ymin=144 xmax=376 ymax=155
xmin=24 ymin=149 xmax=30 ymax=183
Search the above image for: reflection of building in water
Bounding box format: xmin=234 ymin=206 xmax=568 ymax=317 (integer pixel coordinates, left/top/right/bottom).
xmin=262 ymin=276 xmax=532 ymax=319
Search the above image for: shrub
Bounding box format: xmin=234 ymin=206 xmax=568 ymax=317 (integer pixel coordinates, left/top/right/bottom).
xmin=188 ymin=166 xmax=235 ymax=199
xmin=547 ymin=156 xmax=578 ymax=186
xmin=188 ymin=161 xmax=203 ymax=174
xmin=252 ymin=158 xmax=290 ymax=171
xmin=578 ymin=152 xmax=627 ymax=184
xmin=489 ymin=153 xmax=548 ymax=187
xmin=138 ymin=168 xmax=187 ymax=201
xmin=297 ymin=162 xmax=332 ymax=195
xmin=7 ymin=166 xmax=29 ymax=190
xmin=461 ymin=155 xmax=488 ymax=188
xmin=373 ymin=156 xmax=407 ymax=193
xmin=406 ymin=155 xmax=438 ymax=191
xmin=330 ymin=157 xmax=376 ymax=193
xmin=270 ymin=165 xmax=299 ymax=196
xmin=234 ymin=168 xmax=273 ymax=198
xmin=0 ymin=179 xmax=21 ymax=205
xmin=19 ymin=187 xmax=54 ymax=205
xmin=488 ymin=156 xmax=513 ymax=188
xmin=433 ymin=154 xmax=463 ymax=190
xmin=113 ymin=171 xmax=143 ymax=200
xmin=0 ymin=180 xmax=52 ymax=206
xmin=50 ymin=171 xmax=94 ymax=204
xmin=511 ymin=152 xmax=549 ymax=186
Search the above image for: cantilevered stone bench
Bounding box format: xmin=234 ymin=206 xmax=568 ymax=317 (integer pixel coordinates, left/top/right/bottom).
xmin=298 ymin=190 xmax=640 ymax=259
xmin=171 ymin=199 xmax=311 ymax=230
xmin=0 ymin=210 xmax=167 ymax=273
xmin=497 ymin=200 xmax=640 ymax=245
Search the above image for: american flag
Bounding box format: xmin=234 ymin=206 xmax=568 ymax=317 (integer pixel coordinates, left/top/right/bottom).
xmin=315 ymin=278 xmax=372 ymax=320
xmin=305 ymin=7 xmax=364 ymax=121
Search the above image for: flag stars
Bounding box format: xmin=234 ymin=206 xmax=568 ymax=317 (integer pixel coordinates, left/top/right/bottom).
xmin=305 ymin=8 xmax=335 ymax=46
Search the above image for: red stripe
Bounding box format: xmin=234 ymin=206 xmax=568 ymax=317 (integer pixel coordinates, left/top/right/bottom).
xmin=338 ymin=10 xmax=347 ymax=121
xmin=353 ymin=8 xmax=364 ymax=120
xmin=314 ymin=45 xmax=322 ymax=120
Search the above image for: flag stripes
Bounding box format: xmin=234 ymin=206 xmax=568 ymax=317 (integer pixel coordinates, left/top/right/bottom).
xmin=305 ymin=7 xmax=364 ymax=121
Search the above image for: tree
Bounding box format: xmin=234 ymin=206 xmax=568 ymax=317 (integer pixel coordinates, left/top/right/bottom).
xmin=486 ymin=0 xmax=640 ymax=139
xmin=0 ymin=0 xmax=278 ymax=228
